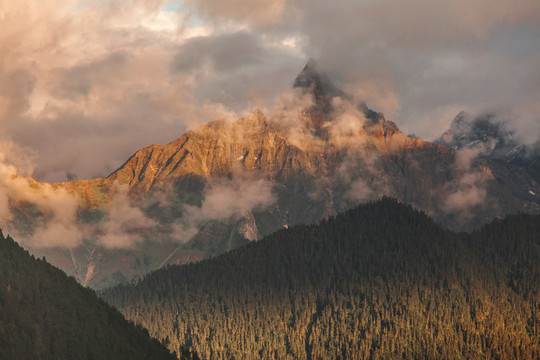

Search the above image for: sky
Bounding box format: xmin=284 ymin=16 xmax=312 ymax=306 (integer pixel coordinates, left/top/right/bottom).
xmin=1 ymin=0 xmax=539 ymax=182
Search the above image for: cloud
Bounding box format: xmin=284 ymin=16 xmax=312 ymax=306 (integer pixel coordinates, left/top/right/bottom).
xmin=269 ymin=89 xmax=319 ymax=150
xmin=171 ymin=31 xmax=266 ymax=73
xmin=324 ymin=97 xmax=371 ymax=148
xmin=0 ymin=0 xmax=308 ymax=182
xmin=0 ymin=140 xmax=83 ymax=248
xmin=30 ymin=221 xmax=83 ymax=250
xmin=170 ymin=30 xmax=303 ymax=114
xmin=0 ymin=141 xmax=156 ymax=251
xmin=343 ymin=80 xmax=400 ymax=120
xmin=269 ymin=88 xmax=373 ymax=151
xmin=505 ymin=98 xmax=540 ymax=146
xmin=0 ymin=0 xmax=244 ymax=181
xmin=0 ymin=0 xmax=538 ymax=188
xmin=296 ymin=1 xmax=540 ymax=141
xmin=96 ymin=184 xmax=157 ymax=249
xmin=0 ymin=138 xmax=36 ymax=177
xmin=0 ymin=69 xmax=36 ymax=121
xmin=194 ymin=175 xmax=275 ymax=220
xmin=182 ymin=0 xmax=293 ymax=26
xmin=171 ymin=169 xmax=276 ymax=242
xmin=181 ymin=0 xmax=540 ymax=144
xmin=442 ymin=171 xmax=487 ymax=212
xmin=440 ymin=147 xmax=490 ymax=215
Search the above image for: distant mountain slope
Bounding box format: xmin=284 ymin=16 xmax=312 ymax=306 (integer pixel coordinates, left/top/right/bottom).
xmin=102 ymin=198 xmax=539 ymax=359
xmin=436 ymin=111 xmax=540 ymax=203
xmin=0 ymin=230 xmax=177 ymax=360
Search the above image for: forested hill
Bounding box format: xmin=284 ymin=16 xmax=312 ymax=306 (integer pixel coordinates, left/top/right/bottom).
xmin=0 ymin=231 xmax=177 ymax=360
xmin=102 ymin=198 xmax=539 ymax=360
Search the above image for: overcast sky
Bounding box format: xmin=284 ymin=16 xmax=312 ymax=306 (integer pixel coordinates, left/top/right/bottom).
xmin=1 ymin=0 xmax=539 ymax=182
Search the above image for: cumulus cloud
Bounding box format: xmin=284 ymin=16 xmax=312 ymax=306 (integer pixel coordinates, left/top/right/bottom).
xmin=191 ymin=177 xmax=274 ymax=221
xmin=346 ymin=178 xmax=376 ymax=203
xmin=343 ymin=80 xmax=400 ymax=120
xmin=0 ymin=141 xmax=157 ymax=251
xmin=169 ymin=30 xmax=303 ymax=114
xmin=0 ymin=0 xmax=246 ymax=181
xmin=171 ymin=31 xmax=266 ymax=74
xmin=0 ymin=0 xmax=313 ymax=182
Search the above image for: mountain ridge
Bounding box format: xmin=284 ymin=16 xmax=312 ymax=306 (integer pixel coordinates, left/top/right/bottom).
xmin=2 ymin=62 xmax=538 ymax=289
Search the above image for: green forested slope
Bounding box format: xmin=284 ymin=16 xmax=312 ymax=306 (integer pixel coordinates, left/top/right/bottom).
xmin=0 ymin=231 xmax=177 ymax=360
xmin=103 ymin=198 xmax=539 ymax=359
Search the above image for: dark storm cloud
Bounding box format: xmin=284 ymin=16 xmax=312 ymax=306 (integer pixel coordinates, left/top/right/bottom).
xmin=172 ymin=31 xmax=266 ymax=73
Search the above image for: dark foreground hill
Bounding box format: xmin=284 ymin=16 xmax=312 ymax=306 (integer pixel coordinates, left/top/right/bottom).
xmin=0 ymin=231 xmax=177 ymax=360
xmin=102 ymin=198 xmax=539 ymax=359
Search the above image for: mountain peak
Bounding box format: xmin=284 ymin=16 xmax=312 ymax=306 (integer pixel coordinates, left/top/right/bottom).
xmin=293 ymin=60 xmax=344 ymax=99
xmin=293 ymin=60 xmax=344 ymax=129
xmin=436 ymin=112 xmax=511 ymax=156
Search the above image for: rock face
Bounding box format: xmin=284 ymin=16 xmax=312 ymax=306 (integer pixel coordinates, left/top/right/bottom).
xmin=4 ymin=63 xmax=539 ymax=289
xmin=109 ymin=110 xmax=307 ymax=194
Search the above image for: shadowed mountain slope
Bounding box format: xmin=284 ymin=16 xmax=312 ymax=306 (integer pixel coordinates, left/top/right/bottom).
xmin=0 ymin=230 xmax=177 ymax=360
xmin=102 ymin=198 xmax=539 ymax=359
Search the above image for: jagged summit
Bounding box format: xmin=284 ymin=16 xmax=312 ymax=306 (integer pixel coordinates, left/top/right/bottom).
xmin=293 ymin=60 xmax=380 ymax=129
xmin=293 ymin=60 xmax=345 ymax=128
xmin=293 ymin=59 xmax=344 ymax=99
